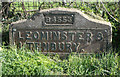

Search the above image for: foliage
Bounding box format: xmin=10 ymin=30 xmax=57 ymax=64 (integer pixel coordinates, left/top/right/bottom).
xmin=67 ymin=53 xmax=119 ymax=75
xmin=2 ymin=46 xmax=63 ymax=75
xmin=1 ymin=46 xmax=120 ymax=75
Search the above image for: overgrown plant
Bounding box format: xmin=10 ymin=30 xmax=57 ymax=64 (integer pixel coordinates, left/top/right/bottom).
xmin=1 ymin=46 xmax=120 ymax=75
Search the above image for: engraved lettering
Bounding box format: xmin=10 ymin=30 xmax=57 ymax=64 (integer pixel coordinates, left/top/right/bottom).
xmin=73 ymin=43 xmax=80 ymax=52
xmin=86 ymin=32 xmax=92 ymax=44
xmin=76 ymin=32 xmax=84 ymax=41
xmin=49 ymin=31 xmax=52 ymax=40
xmin=68 ymin=16 xmax=72 ymax=22
xmin=35 ymin=42 xmax=42 ymax=51
xmin=61 ymin=31 xmax=67 ymax=41
xmin=52 ymin=31 xmax=60 ymax=40
xmin=65 ymin=42 xmax=72 ymax=52
xmin=58 ymin=42 xmax=65 ymax=51
xmin=26 ymin=42 xmax=33 ymax=50
xmin=33 ymin=31 xmax=39 ymax=40
xmin=45 ymin=16 xmax=51 ymax=23
xmin=18 ymin=31 xmax=24 ymax=40
xmin=53 ymin=16 xmax=57 ymax=23
xmin=58 ymin=16 xmax=62 ymax=23
xmin=68 ymin=32 xmax=76 ymax=41
xmin=63 ymin=16 xmax=67 ymax=23
xmin=34 ymin=42 xmax=40 ymax=50
xmin=44 ymin=14 xmax=74 ymax=25
xmin=97 ymin=32 xmax=103 ymax=41
xmin=13 ymin=28 xmax=107 ymax=53
xmin=50 ymin=42 xmax=56 ymax=51
xmin=40 ymin=31 xmax=48 ymax=40
xmin=42 ymin=42 xmax=49 ymax=51
xmin=26 ymin=31 xmax=32 ymax=40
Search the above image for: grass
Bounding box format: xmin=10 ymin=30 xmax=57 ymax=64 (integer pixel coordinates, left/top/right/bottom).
xmin=1 ymin=46 xmax=120 ymax=75
xmin=0 ymin=63 xmax=1 ymax=76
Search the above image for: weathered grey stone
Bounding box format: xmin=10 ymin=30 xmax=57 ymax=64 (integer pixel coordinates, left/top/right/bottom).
xmin=9 ymin=7 xmax=112 ymax=54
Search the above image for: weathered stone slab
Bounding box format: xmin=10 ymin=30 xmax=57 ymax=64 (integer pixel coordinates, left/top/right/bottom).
xmin=9 ymin=8 xmax=112 ymax=54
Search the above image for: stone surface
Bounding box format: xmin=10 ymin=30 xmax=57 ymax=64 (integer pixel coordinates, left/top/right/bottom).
xmin=9 ymin=8 xmax=112 ymax=54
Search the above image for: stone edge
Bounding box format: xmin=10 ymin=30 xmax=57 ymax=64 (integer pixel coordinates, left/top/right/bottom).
xmin=11 ymin=7 xmax=111 ymax=27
